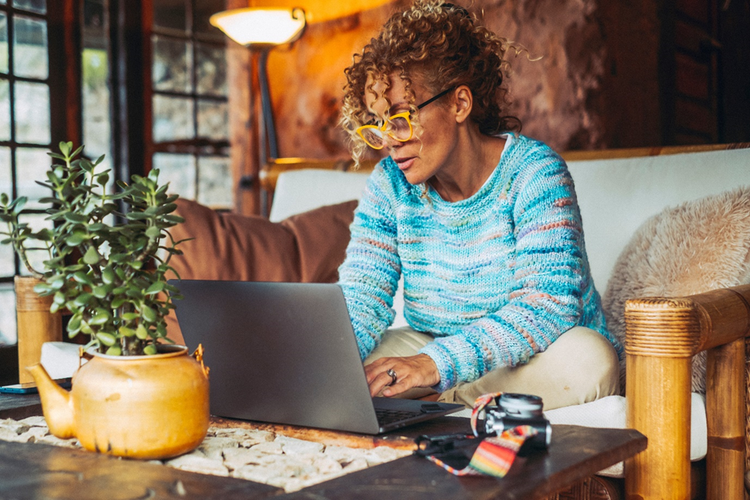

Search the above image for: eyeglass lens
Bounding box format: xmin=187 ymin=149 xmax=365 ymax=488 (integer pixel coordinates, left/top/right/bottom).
xmin=361 ymin=116 xmax=411 ymax=148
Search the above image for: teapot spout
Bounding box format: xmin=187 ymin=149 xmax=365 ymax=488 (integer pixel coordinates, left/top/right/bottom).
xmin=26 ymin=364 xmax=76 ymax=439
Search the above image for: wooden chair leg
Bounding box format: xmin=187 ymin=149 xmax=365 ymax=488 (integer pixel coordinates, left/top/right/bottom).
xmin=706 ymin=337 xmax=746 ymax=500
xmin=625 ymin=353 xmax=692 ymax=499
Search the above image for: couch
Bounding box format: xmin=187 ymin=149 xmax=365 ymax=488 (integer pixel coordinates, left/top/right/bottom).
xmin=166 ymin=143 xmax=750 ymax=500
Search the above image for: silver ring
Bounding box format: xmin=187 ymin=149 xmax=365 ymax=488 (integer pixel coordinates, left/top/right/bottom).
xmin=387 ymin=368 xmax=397 ymax=385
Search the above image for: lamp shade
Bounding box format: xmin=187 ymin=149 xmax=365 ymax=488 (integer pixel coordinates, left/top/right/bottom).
xmin=247 ymin=0 xmax=396 ymax=23
xmin=210 ymin=7 xmax=307 ymax=46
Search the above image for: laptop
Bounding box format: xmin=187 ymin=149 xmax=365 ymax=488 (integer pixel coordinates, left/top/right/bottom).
xmin=170 ymin=280 xmax=464 ymax=434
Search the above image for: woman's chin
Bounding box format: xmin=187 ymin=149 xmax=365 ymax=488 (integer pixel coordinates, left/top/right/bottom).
xmin=401 ymin=165 xmax=430 ymax=186
xmin=404 ymin=171 xmax=427 ymax=186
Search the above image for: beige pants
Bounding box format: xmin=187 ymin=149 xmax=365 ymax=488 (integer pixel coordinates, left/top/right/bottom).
xmin=364 ymin=325 xmax=620 ymax=411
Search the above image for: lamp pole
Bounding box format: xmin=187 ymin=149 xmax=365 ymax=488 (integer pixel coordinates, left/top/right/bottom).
xmin=257 ymin=47 xmax=279 ymax=165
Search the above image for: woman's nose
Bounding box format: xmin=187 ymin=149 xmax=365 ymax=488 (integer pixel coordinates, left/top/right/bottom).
xmin=384 ymin=134 xmax=404 ymax=150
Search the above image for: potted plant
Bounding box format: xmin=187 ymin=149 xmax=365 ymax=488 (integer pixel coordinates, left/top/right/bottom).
xmin=0 ymin=142 xmax=209 ymax=460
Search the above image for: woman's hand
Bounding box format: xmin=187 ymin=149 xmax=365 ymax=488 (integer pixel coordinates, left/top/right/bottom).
xmin=365 ymin=354 xmax=440 ymax=397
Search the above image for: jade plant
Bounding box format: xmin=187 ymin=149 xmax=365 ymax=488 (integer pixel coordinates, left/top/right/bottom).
xmin=0 ymin=142 xmax=185 ymax=356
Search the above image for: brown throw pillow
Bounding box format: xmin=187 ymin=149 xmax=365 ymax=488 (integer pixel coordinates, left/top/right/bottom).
xmin=602 ymin=186 xmax=750 ymax=394
xmin=164 ymin=198 xmax=358 ymax=344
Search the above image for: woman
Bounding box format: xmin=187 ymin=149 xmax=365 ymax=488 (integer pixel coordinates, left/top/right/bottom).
xmin=338 ymin=0 xmax=621 ymax=409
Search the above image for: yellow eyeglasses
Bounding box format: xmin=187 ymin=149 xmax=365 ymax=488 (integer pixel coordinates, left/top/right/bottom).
xmin=356 ymin=87 xmax=455 ymax=150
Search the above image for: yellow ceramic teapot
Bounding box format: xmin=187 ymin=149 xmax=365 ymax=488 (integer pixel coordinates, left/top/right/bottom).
xmin=27 ymin=344 xmax=210 ymax=460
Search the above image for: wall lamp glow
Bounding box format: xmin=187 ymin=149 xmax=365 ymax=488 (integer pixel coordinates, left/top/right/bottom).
xmin=209 ymin=7 xmax=307 ymax=47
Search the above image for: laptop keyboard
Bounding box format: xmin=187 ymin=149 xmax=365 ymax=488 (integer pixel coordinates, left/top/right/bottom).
xmin=375 ymin=408 xmax=422 ymax=427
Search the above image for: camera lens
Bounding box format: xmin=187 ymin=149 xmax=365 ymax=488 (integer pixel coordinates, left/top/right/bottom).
xmin=498 ymin=393 xmax=544 ymax=419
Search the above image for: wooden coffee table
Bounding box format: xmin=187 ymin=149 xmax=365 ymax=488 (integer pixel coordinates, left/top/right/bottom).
xmin=0 ymin=393 xmax=646 ymax=499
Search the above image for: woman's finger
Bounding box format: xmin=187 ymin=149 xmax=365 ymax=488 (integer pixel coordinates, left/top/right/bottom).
xmin=368 ymin=370 xmax=396 ymax=397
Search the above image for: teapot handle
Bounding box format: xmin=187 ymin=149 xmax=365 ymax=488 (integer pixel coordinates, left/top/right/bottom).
xmin=191 ymin=344 xmax=210 ymax=379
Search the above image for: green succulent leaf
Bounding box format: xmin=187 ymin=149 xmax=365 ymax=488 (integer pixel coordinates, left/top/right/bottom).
xmin=12 ymin=197 xmax=28 ymax=214
xmin=143 ymin=344 xmax=158 ymax=355
xmin=73 ymin=271 xmax=94 ymax=286
xmin=101 ymin=268 xmax=116 ymax=285
xmin=106 ymin=345 xmax=122 ymax=356
xmin=82 ymin=246 xmax=101 ymax=265
xmin=68 ymin=315 xmax=82 ymax=334
xmin=110 ymin=253 xmax=127 ymax=264
xmin=135 ymin=324 xmax=148 ymax=340
xmin=119 ymin=326 xmax=136 ymax=337
xmin=111 ymin=296 xmax=127 ymax=309
xmin=63 ymin=212 xmax=87 ymax=223
xmin=141 ymin=305 xmax=157 ymax=322
xmin=73 ymin=293 xmax=93 ymax=307
xmin=162 ymin=215 xmax=185 ymax=224
xmin=89 ymin=309 xmax=111 ymax=325
xmin=34 ymin=229 xmax=53 ymax=241
xmin=65 ymin=231 xmax=87 ymax=246
xmin=145 ymin=281 xmax=165 ymax=295
xmin=96 ymin=331 xmax=116 ymax=347
xmin=92 ymin=285 xmax=110 ymax=299
xmin=59 ymin=141 xmax=72 ymax=156
xmin=126 ymin=211 xmax=149 ymax=220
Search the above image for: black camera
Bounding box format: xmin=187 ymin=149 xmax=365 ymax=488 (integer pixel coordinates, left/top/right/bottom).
xmin=483 ymin=393 xmax=551 ymax=450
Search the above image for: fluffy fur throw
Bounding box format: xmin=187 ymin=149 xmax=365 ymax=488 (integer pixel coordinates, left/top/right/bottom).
xmin=602 ymin=186 xmax=750 ymax=394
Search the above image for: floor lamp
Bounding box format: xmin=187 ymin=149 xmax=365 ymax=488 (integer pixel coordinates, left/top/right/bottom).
xmin=210 ymin=7 xmax=307 ymax=214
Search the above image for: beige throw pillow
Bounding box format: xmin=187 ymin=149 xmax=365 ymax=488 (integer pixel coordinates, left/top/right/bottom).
xmin=602 ymin=186 xmax=750 ymax=394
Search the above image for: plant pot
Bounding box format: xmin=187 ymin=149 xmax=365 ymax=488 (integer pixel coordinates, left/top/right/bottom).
xmin=27 ymin=344 xmax=210 ymax=460
xmin=15 ymin=275 xmax=62 ymax=384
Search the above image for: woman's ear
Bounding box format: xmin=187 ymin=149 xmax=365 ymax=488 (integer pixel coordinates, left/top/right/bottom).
xmin=453 ymin=85 xmax=473 ymax=123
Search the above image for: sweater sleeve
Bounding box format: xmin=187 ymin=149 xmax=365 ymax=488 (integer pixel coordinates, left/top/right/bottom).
xmin=338 ymin=163 xmax=402 ymax=360
xmin=419 ymin=151 xmax=589 ymax=391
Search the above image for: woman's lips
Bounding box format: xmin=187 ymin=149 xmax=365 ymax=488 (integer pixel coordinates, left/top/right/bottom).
xmin=393 ymin=156 xmax=416 ymax=171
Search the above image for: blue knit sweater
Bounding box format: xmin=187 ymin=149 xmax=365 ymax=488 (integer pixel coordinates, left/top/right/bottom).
xmin=338 ymin=134 xmax=621 ymax=392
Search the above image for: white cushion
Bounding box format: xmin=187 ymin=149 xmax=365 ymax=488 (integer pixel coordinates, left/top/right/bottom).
xmin=544 ymin=394 xmax=707 ymax=477
xmin=568 ymin=148 xmax=750 ymax=292
xmin=269 ymin=169 xmax=370 ymax=223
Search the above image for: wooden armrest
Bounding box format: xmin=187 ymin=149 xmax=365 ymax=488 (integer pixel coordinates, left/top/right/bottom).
xmin=259 ymin=158 xmax=377 ymax=193
xmin=624 ymin=284 xmax=750 ymax=499
xmin=561 ymin=142 xmax=750 ymax=162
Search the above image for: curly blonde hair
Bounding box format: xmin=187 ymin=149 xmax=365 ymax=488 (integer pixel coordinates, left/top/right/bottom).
xmin=341 ymin=0 xmax=521 ymax=166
